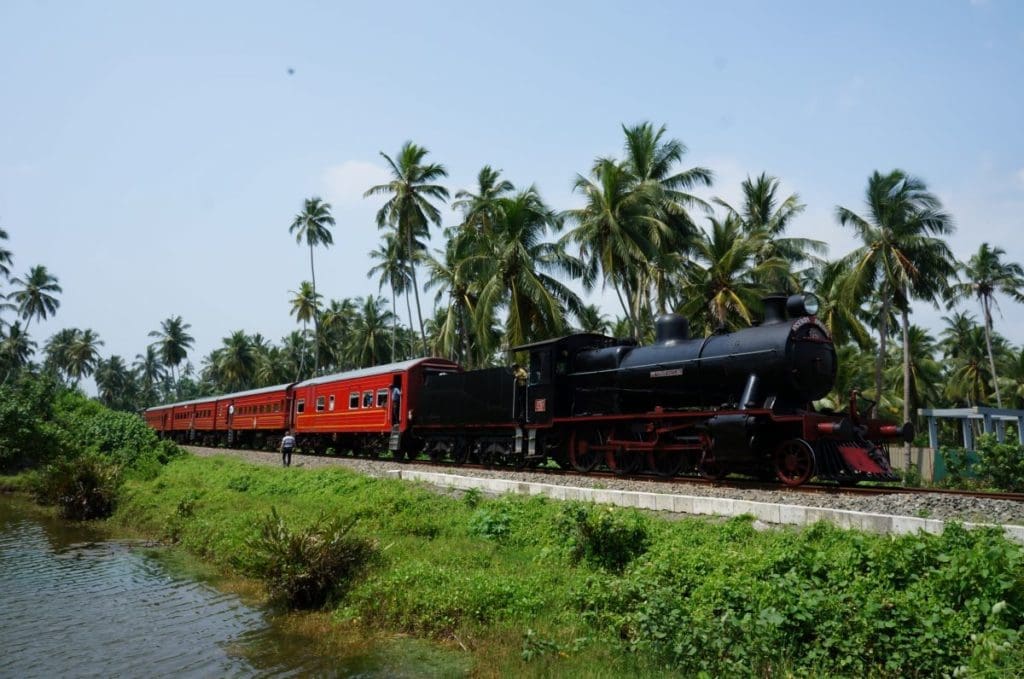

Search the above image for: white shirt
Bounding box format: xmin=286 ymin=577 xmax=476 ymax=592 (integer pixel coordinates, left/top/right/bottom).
xmin=282 ymin=435 xmax=296 ymax=448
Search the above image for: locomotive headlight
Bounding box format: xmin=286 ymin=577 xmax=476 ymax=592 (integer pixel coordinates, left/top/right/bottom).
xmin=786 ymin=293 xmax=819 ymax=317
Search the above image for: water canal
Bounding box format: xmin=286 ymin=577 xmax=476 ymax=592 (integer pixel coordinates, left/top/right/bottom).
xmin=0 ymin=494 xmax=468 ymax=677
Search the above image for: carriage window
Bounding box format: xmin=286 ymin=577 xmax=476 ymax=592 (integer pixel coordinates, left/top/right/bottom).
xmin=328 ymin=395 xmax=336 ymax=411
xmin=376 ymin=389 xmax=388 ymax=407
xmin=316 ymin=396 xmax=326 ymax=412
xmin=349 ymin=392 xmax=359 ymax=409
xmin=296 ymin=400 xmax=305 ymax=414
xmin=273 ymin=402 xmax=280 ymax=412
xmin=362 ymin=390 xmax=373 ymax=408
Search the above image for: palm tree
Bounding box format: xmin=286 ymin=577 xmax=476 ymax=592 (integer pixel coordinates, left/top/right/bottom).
xmin=575 ymin=304 xmax=612 ymax=334
xmin=947 ymin=243 xmax=1024 ymax=408
xmin=318 ymin=298 xmax=357 ymax=371
xmin=348 ymin=296 xmax=396 ymax=367
xmin=565 ymin=158 xmax=661 ymax=335
xmin=621 ymin=121 xmax=712 ymax=243
xmin=9 ymin=265 xmax=61 ymax=330
xmin=43 ymin=327 xmax=79 ymax=382
xmin=451 ymin=165 xmax=515 ymax=237
xmin=716 ymin=173 xmax=826 ymax=292
xmin=95 ymin=355 xmax=135 ymax=410
xmin=423 ymin=235 xmax=485 ymax=365
xmin=0 ymin=322 xmax=36 ymax=383
xmin=215 ymin=331 xmax=257 ymax=391
xmin=288 ymin=281 xmax=322 ymax=376
xmin=0 ymin=226 xmax=12 ymax=280
xmin=1004 ymin=347 xmax=1024 ymax=410
xmin=474 ymin=187 xmax=584 ymax=349
xmin=65 ymin=328 xmax=103 ymax=386
xmin=883 ymin=325 xmax=942 ymax=425
xmin=279 ymin=330 xmax=313 ymax=382
xmin=806 ymin=260 xmax=872 ymax=350
xmin=133 ymin=345 xmax=165 ymax=406
xmin=678 ymin=215 xmax=788 ymax=334
xmin=368 ymin=233 xmax=411 ymax=361
xmin=289 ymin=197 xmax=335 ymax=374
xmin=364 ymin=141 xmax=449 ymax=354
xmin=944 ymin=325 xmax=996 ymax=407
xmin=836 ymin=170 xmax=955 ymax=428
xmin=148 ymin=316 xmax=195 ymax=390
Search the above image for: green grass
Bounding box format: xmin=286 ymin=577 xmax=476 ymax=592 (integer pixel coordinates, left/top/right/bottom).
xmin=111 ymin=453 xmax=1024 ymax=677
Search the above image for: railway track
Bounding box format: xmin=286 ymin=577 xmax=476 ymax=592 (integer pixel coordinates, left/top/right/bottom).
xmin=188 ymin=444 xmax=1024 ymax=505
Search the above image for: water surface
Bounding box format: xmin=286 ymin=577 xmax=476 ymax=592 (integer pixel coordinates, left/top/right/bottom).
xmin=0 ymin=495 xmax=467 ymax=677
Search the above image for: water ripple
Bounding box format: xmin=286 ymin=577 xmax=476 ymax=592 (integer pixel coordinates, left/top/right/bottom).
xmin=0 ymin=505 xmax=267 ymax=678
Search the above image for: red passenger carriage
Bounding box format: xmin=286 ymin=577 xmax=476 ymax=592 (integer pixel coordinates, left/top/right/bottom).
xmin=291 ymin=358 xmax=460 ymax=454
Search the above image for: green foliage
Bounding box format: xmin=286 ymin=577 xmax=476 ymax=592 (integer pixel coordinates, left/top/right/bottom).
xmin=574 ymin=520 xmax=1024 ymax=677
xmin=31 ymin=452 xmax=122 ymax=520
xmin=940 ymin=446 xmax=976 ymax=487
xmin=940 ymin=435 xmax=1024 ymax=491
xmin=0 ymin=376 xmax=63 ymax=472
xmin=113 ymin=456 xmax=1024 ymax=676
xmin=469 ymin=504 xmax=513 ymax=542
xmin=972 ymin=433 xmax=1024 ymax=491
xmin=246 ymin=507 xmax=377 ymax=610
xmin=555 ymin=501 xmax=650 ymax=572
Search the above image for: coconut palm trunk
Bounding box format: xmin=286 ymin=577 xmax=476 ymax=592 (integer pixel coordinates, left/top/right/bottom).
xmin=407 ymin=231 xmax=428 ymax=356
xmin=308 ymin=242 xmax=321 ymax=375
xmin=982 ymin=296 xmax=1003 ymax=408
xmin=901 ymin=303 xmax=912 ymax=466
xmin=874 ymin=291 xmax=890 ymax=418
xmin=390 ymin=287 xmax=397 ymax=361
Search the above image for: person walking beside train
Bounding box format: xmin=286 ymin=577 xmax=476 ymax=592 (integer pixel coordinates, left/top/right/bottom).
xmin=281 ymin=430 xmax=296 ymax=467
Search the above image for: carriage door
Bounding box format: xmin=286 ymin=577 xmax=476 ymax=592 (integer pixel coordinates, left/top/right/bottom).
xmin=526 ymin=348 xmax=553 ymax=425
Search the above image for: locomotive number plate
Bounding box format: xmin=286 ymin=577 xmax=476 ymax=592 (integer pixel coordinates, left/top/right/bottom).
xmin=534 ymin=398 xmax=547 ymax=412
xmin=650 ymin=368 xmax=683 ymax=378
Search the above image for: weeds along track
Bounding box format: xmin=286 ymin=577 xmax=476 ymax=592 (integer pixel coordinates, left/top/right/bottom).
xmin=184 ymin=444 xmax=1024 ymax=505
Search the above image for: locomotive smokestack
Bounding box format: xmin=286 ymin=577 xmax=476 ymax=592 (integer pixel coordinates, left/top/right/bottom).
xmin=761 ymin=295 xmax=788 ymax=325
xmin=655 ymin=314 xmax=690 ymax=344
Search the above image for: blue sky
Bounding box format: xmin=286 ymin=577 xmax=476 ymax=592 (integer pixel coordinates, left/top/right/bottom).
xmin=2 ymin=0 xmax=1023 ymax=383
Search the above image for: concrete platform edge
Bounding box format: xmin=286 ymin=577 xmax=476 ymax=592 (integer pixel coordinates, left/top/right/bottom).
xmin=390 ymin=469 xmax=1024 ymax=544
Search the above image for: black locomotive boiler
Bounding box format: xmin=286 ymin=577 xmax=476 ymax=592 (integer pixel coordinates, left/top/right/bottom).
xmin=410 ymin=293 xmax=907 ymax=486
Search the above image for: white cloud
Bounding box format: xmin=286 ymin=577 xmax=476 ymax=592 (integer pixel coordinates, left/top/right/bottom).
xmin=321 ymin=160 xmax=390 ymax=206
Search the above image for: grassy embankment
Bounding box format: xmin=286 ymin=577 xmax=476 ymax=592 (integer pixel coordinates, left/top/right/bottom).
xmin=109 ymin=452 xmax=1024 ymax=677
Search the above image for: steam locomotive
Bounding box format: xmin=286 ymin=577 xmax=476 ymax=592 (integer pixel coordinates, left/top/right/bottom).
xmin=413 ymin=292 xmax=907 ymax=485
xmin=147 ymin=292 xmax=907 ymax=486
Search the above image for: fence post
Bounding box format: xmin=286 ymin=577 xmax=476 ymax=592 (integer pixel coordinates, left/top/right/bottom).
xmin=962 ymin=418 xmax=974 ymax=450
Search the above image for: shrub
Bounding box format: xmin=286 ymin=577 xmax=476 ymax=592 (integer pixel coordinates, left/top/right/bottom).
xmin=246 ymin=507 xmax=377 ymax=609
xmin=469 ymin=505 xmax=513 ymax=542
xmin=31 ymin=452 xmax=122 ymax=520
xmin=555 ymin=502 xmax=650 ymax=572
xmin=973 ymin=434 xmax=1024 ymax=492
xmin=0 ymin=377 xmax=63 ymax=472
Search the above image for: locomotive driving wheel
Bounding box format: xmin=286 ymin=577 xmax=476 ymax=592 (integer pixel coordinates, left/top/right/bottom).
xmin=568 ymin=428 xmax=603 ymax=472
xmin=647 ymin=451 xmax=683 ymax=477
xmin=427 ymin=439 xmax=452 ymax=463
xmin=774 ymin=438 xmax=816 ymax=486
xmin=607 ymin=446 xmax=643 ymax=475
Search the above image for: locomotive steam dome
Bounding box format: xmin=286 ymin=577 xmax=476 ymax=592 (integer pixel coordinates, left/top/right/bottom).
xmin=654 ymin=314 xmax=689 ymax=344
